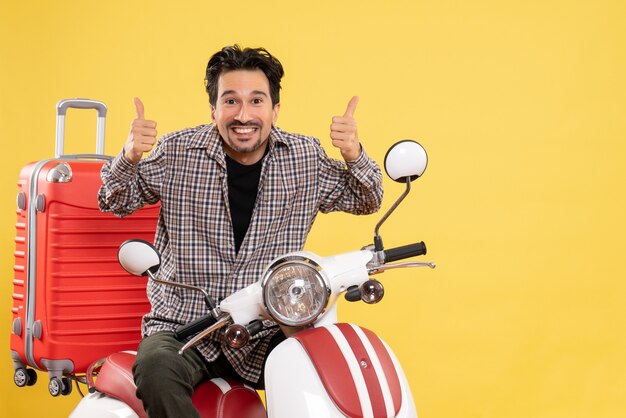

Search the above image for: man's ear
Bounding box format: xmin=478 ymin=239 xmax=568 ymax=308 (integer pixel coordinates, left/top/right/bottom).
xmin=210 ymin=104 xmax=216 ymax=122
xmin=272 ymin=103 xmax=281 ymax=126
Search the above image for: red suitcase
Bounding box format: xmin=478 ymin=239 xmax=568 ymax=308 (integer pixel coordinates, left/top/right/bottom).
xmin=10 ymin=99 xmax=159 ymax=396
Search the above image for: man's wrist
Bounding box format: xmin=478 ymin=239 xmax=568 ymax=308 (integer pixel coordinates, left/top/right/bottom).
xmin=109 ymin=150 xmax=139 ymax=181
xmin=343 ymin=144 xmax=363 ymax=163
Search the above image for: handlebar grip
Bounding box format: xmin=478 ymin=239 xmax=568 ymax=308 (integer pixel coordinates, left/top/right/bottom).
xmin=344 ymin=286 xmax=362 ymax=302
xmin=384 ymin=242 xmax=427 ymax=262
xmin=174 ymin=315 xmax=217 ymax=341
xmin=247 ymin=320 xmax=264 ymax=337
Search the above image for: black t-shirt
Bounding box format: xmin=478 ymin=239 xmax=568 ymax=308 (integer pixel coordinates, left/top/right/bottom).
xmin=225 ymin=153 xmax=264 ymax=254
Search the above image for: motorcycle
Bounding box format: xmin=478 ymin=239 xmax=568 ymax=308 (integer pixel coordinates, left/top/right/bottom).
xmin=69 ymin=139 xmax=435 ymax=418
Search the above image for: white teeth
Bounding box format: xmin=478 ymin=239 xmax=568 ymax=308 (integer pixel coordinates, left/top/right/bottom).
xmin=233 ymin=127 xmax=255 ymax=134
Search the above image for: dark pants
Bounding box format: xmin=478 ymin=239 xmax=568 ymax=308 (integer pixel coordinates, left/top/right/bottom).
xmin=132 ymin=331 xmax=283 ymax=418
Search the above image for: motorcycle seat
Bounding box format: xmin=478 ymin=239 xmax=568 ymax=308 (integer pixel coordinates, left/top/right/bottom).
xmin=92 ymin=351 xmax=265 ymax=418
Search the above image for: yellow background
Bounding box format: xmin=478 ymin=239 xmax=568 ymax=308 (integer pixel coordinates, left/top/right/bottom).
xmin=1 ymin=0 xmax=625 ymax=416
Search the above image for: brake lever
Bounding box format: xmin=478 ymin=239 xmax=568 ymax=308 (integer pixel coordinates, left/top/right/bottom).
xmin=178 ymin=314 xmax=232 ymax=355
xmin=369 ymin=261 xmax=436 ymax=274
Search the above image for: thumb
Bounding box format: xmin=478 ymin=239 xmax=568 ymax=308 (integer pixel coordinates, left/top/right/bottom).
xmin=343 ymin=96 xmax=359 ymax=118
xmin=134 ymin=97 xmax=145 ymax=120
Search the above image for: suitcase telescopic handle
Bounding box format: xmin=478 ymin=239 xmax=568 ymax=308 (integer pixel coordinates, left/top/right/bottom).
xmin=55 ymin=98 xmax=108 ymax=158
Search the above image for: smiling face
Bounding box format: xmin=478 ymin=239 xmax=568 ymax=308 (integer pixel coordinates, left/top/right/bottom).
xmin=211 ymin=69 xmax=280 ymax=165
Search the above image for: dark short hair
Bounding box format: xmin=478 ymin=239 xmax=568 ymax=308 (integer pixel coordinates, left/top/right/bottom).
xmin=205 ymin=45 xmax=284 ymax=106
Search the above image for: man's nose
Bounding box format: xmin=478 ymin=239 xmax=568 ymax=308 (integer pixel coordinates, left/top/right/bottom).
xmin=235 ymin=103 xmax=251 ymax=123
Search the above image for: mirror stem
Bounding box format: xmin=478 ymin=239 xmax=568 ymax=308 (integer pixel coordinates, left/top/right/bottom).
xmin=147 ymin=270 xmax=209 ymax=298
xmin=146 ymin=270 xmax=219 ymax=315
xmin=373 ymin=177 xmax=412 ymax=251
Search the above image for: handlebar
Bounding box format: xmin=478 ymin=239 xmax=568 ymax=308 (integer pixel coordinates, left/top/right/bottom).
xmin=384 ymin=241 xmax=426 ymax=262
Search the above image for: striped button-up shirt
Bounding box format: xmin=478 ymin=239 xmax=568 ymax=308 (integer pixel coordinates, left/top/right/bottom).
xmin=98 ymin=123 xmax=383 ymax=382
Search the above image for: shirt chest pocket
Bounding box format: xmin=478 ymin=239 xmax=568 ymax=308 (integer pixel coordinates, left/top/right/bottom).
xmin=254 ymin=173 xmax=295 ymax=225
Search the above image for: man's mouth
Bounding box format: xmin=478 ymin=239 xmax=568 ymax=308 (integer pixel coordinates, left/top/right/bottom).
xmin=227 ymin=121 xmax=261 ymax=138
xmin=232 ymin=127 xmax=257 ymax=134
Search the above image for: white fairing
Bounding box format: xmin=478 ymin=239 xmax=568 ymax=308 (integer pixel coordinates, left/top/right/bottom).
xmin=264 ymin=332 xmax=417 ymax=418
xmin=317 ymin=250 xmax=373 ymax=295
xmin=70 ymin=392 xmax=139 ymax=418
xmin=220 ymin=281 xmax=266 ymax=324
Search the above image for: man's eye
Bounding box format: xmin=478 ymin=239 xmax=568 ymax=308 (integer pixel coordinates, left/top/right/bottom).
xmin=252 ymin=98 xmax=263 ymax=104
xmin=225 ymin=99 xmax=237 ymax=105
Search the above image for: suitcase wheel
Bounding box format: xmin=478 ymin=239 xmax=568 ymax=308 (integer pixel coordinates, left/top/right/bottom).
xmin=48 ymin=376 xmax=72 ymax=397
xmin=14 ymin=368 xmax=37 ymax=387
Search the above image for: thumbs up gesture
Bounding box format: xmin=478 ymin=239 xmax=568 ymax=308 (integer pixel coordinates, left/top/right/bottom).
xmin=123 ymin=97 xmax=158 ymax=164
xmin=330 ymin=96 xmax=361 ymax=162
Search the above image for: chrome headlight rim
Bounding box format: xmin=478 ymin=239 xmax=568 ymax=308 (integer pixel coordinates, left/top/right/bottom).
xmin=261 ymin=255 xmax=330 ymax=327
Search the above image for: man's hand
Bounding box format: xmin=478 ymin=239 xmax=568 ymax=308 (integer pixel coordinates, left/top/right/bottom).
xmin=124 ymin=97 xmax=158 ymax=164
xmin=330 ymin=96 xmax=361 ymax=162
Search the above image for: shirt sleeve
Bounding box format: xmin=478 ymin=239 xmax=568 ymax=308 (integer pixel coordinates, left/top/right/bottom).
xmin=317 ymin=144 xmax=384 ymax=215
xmin=98 ymin=141 xmax=167 ymax=217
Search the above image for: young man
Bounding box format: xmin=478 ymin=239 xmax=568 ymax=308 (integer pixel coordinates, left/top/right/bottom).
xmin=98 ymin=45 xmax=383 ymax=417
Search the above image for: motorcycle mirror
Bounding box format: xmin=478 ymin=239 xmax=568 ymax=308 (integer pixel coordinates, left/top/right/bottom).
xmin=384 ymin=140 xmax=428 ymax=182
xmin=374 ymin=140 xmax=428 ymax=251
xmin=117 ymin=239 xmax=161 ymax=277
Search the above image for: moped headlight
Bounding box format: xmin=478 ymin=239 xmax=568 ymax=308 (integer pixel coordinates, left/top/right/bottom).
xmin=261 ymin=256 xmax=329 ymax=327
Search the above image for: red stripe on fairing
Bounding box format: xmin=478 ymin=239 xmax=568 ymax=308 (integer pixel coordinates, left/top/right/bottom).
xmin=336 ymin=323 xmax=387 ymax=417
xmin=361 ymin=327 xmax=403 ymax=416
xmin=294 ymin=327 xmax=363 ymax=417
